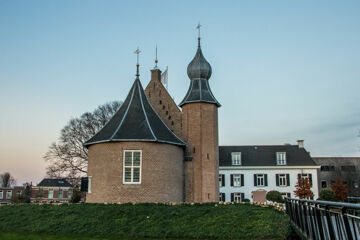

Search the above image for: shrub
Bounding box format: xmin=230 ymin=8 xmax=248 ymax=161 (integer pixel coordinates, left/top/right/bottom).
xmin=319 ymin=189 xmax=335 ymax=201
xmin=243 ymin=198 xmax=250 ymax=202
xmin=331 ymin=179 xmax=349 ymax=202
xmin=266 ymin=191 xmax=284 ymax=203
xmin=70 ymin=189 xmax=82 ymax=203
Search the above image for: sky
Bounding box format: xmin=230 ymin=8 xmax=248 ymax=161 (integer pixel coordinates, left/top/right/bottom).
xmin=0 ymin=1 xmax=359 ymax=185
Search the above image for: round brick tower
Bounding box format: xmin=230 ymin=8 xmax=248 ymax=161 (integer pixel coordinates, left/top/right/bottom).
xmin=84 ymin=64 xmax=185 ymax=203
xmin=179 ymin=35 xmax=221 ymax=202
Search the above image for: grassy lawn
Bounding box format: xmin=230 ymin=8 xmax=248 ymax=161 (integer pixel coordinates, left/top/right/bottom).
xmin=0 ymin=203 xmax=290 ymax=239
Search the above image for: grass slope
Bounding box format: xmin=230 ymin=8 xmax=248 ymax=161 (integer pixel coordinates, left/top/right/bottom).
xmin=0 ymin=203 xmax=290 ymax=239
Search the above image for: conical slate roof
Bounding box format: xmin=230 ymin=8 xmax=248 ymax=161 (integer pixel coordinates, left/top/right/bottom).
xmin=179 ymin=39 xmax=220 ymax=107
xmin=84 ymin=75 xmax=185 ymax=147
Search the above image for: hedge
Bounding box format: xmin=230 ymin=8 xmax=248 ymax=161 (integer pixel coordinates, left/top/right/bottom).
xmin=0 ymin=203 xmax=290 ymax=239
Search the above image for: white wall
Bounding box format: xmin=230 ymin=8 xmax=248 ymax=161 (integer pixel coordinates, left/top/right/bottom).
xmin=219 ymin=167 xmax=319 ymax=202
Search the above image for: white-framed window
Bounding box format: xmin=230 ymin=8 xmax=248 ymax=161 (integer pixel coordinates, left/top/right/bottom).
xmin=48 ymin=190 xmax=53 ymax=199
xmin=88 ymin=176 xmax=92 ymax=193
xmin=219 ymin=174 xmax=225 ymax=187
xmin=233 ymin=192 xmax=244 ymax=202
xmin=233 ymin=174 xmax=242 ymax=187
xmin=231 ymin=152 xmax=241 ymax=165
xmin=123 ymin=150 xmax=142 ymax=184
xmin=58 ymin=189 xmax=63 ymax=199
xmin=219 ymin=192 xmax=225 ymax=202
xmin=6 ymin=190 xmax=12 ymax=199
xmin=256 ymin=174 xmax=265 ymax=186
xmin=0 ymin=191 xmax=3 ymax=199
xmin=276 ymin=152 xmax=286 ymax=165
xmin=279 ymin=174 xmax=287 ymax=186
xmin=68 ymin=190 xmax=73 ymax=199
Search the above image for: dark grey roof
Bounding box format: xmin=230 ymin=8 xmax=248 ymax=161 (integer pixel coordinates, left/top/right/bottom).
xmin=179 ymin=40 xmax=220 ymax=107
xmin=219 ymin=145 xmax=317 ymax=167
xmin=84 ymin=75 xmax=185 ymax=147
xmin=38 ymin=178 xmax=72 ymax=187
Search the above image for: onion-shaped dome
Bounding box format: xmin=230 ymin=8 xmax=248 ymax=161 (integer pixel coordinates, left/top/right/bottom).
xmin=187 ymin=47 xmax=212 ymax=80
xmin=179 ymin=39 xmax=220 ymax=107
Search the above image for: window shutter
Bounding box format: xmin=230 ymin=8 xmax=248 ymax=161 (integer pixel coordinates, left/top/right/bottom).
xmin=286 ymin=174 xmax=290 ymax=186
xmin=222 ymin=193 xmax=225 ymax=202
xmin=254 ymin=174 xmax=257 ymax=186
xmin=265 ymin=174 xmax=268 ymax=186
xmin=241 ymin=193 xmax=245 ymax=201
xmin=241 ymin=174 xmax=244 ymax=186
xmin=276 ymin=174 xmax=279 ymax=186
xmin=222 ymin=175 xmax=225 ymax=187
xmin=230 ymin=174 xmax=233 ymax=187
xmin=309 ymin=174 xmax=312 ymax=186
xmin=298 ymin=174 xmax=301 ymax=180
xmin=231 ymin=193 xmax=234 ymax=202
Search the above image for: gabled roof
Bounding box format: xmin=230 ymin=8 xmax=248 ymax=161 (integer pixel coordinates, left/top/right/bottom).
xmin=37 ymin=178 xmax=72 ymax=187
xmin=219 ymin=145 xmax=317 ymax=167
xmin=84 ymin=77 xmax=185 ymax=147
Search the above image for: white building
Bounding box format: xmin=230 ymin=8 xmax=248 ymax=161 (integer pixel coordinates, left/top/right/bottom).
xmin=219 ymin=140 xmax=320 ymax=202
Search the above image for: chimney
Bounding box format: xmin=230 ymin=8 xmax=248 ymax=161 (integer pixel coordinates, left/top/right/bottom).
xmin=151 ymin=68 xmax=161 ymax=82
xmin=297 ymin=140 xmax=304 ymax=148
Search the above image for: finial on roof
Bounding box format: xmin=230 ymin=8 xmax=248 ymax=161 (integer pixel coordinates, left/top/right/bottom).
xmin=154 ymin=44 xmax=158 ymax=69
xmin=196 ymin=22 xmax=202 ymax=47
xmin=134 ymin=47 xmax=141 ymax=77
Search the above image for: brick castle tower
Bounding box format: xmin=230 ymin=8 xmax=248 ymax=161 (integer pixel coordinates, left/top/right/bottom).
xmin=179 ymin=33 xmax=221 ymax=202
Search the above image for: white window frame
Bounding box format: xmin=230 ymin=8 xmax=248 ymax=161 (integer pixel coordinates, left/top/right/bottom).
xmin=219 ymin=174 xmax=224 ymax=187
xmin=256 ymin=174 xmax=265 ymax=186
xmin=276 ymin=152 xmax=286 ymax=165
xmin=231 ymin=152 xmax=241 ymax=165
xmin=58 ymin=189 xmax=63 ymax=199
xmin=88 ymin=176 xmax=92 ymax=193
xmin=233 ymin=192 xmax=243 ymax=202
xmin=279 ymin=174 xmax=287 ymax=187
xmin=300 ymin=173 xmax=310 ymax=180
xmin=48 ymin=190 xmax=53 ymax=199
xmin=123 ymin=150 xmax=142 ymax=184
xmin=233 ymin=174 xmax=242 ymax=187
xmin=68 ymin=190 xmax=73 ymax=199
xmin=0 ymin=191 xmax=3 ymax=199
xmin=6 ymin=190 xmax=12 ymax=199
xmin=219 ymin=192 xmax=225 ymax=202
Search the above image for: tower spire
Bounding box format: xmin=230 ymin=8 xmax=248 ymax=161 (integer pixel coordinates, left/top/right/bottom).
xmin=134 ymin=47 xmax=141 ymax=77
xmin=196 ymin=22 xmax=202 ymax=47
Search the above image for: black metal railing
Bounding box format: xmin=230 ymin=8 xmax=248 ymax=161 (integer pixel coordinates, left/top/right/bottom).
xmin=285 ymin=198 xmax=360 ymax=240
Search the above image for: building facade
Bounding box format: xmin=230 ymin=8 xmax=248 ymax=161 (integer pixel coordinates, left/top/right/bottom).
xmin=219 ymin=141 xmax=320 ymax=202
xmin=31 ymin=178 xmax=73 ymax=203
xmin=0 ymin=186 xmax=24 ymax=204
xmin=313 ymin=157 xmax=360 ymax=197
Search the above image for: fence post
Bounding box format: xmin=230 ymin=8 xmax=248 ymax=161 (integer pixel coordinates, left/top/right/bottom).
xmin=342 ymin=207 xmax=354 ymax=240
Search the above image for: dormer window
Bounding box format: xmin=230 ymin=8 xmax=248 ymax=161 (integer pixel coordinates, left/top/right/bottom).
xmin=231 ymin=152 xmax=241 ymax=165
xmin=276 ymin=152 xmax=286 ymax=165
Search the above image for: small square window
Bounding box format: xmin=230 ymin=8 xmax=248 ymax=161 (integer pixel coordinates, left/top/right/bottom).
xmin=276 ymin=152 xmax=286 ymax=165
xmin=231 ymin=152 xmax=241 ymax=165
xmin=321 ymin=180 xmax=327 ymax=188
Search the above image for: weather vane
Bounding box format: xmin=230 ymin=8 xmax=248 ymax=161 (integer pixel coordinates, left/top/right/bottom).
xmin=155 ymin=44 xmax=158 ymax=68
xmin=196 ymin=22 xmax=202 ymax=38
xmin=134 ymin=47 xmax=141 ymax=77
xmin=134 ymin=47 xmax=141 ymax=65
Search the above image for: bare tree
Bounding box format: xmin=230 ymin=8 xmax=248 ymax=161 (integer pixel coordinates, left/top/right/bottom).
xmin=44 ymin=101 xmax=122 ymax=180
xmin=0 ymin=172 xmax=16 ymax=188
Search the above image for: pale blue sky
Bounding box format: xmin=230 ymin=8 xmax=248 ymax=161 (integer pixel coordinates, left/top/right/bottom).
xmin=0 ymin=1 xmax=359 ymax=184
